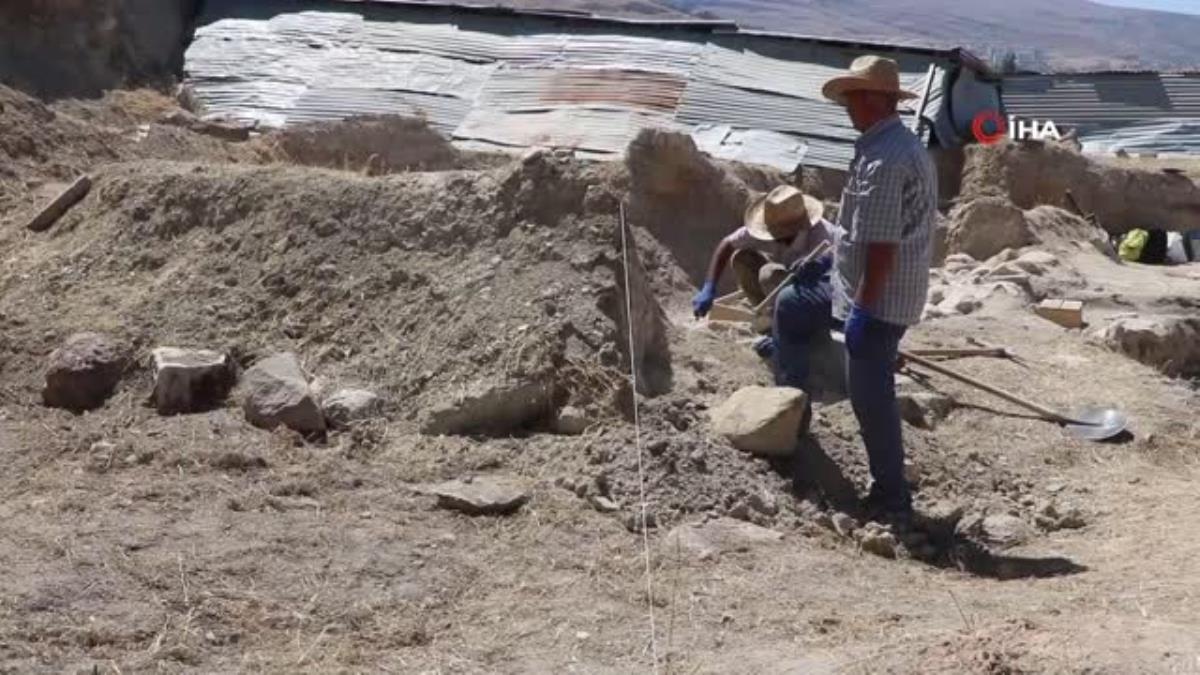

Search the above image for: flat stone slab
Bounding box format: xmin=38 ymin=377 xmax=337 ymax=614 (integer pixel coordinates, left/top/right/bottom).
xmin=664 ymin=518 xmax=784 ymax=560
xmin=422 ymin=477 xmax=530 ymax=516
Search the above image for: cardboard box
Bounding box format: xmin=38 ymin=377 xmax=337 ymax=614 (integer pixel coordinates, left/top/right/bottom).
xmin=1035 ymin=299 xmax=1084 ymax=328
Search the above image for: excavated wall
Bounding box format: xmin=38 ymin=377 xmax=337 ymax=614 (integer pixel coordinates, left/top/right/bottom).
xmin=0 ymin=0 xmax=198 ymax=99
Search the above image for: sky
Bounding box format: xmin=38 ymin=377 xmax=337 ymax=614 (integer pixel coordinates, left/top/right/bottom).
xmin=1092 ymin=0 xmax=1200 ymax=14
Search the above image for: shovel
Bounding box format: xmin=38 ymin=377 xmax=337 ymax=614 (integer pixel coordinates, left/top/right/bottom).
xmin=899 ymin=350 xmax=1128 ymax=442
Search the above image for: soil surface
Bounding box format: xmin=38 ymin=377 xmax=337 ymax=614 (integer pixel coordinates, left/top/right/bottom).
xmin=1 ymin=85 xmax=1199 ymax=673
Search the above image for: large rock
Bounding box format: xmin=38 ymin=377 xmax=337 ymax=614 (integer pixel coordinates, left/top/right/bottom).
xmin=322 ymin=388 xmax=384 ymax=428
xmin=151 ymin=347 xmax=236 ymax=415
xmin=242 ymin=352 xmax=325 ymax=434
xmin=420 ymin=377 xmax=558 ymax=436
xmin=664 ymin=518 xmax=783 ymax=560
xmin=947 ymin=197 xmax=1033 ymax=261
xmin=897 ymin=392 xmax=956 ymax=429
xmin=711 ymin=386 xmax=810 ymax=457
xmin=1097 ymin=316 xmax=1200 ymax=377
xmin=1011 ymin=249 xmax=1059 ymax=276
xmin=971 ymin=514 xmax=1035 ymax=548
xmin=42 ymin=332 xmax=127 ymax=412
xmin=424 ymin=477 xmax=530 ymax=516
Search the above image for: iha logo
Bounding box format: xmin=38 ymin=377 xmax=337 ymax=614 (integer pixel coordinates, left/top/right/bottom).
xmin=971 ymin=110 xmax=1063 ymax=145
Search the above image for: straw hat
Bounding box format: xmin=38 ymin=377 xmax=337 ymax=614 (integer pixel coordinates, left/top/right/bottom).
xmin=744 ymin=186 xmax=824 ymax=242
xmin=822 ymin=55 xmax=918 ymax=107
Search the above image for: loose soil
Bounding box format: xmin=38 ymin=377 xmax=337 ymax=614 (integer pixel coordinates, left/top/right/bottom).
xmin=1 ymin=85 xmax=1199 ymax=673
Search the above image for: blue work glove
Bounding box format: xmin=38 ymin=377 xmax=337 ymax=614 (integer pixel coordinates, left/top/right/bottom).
xmin=844 ymin=304 xmax=873 ymax=359
xmin=692 ymin=281 xmax=717 ymax=318
xmin=791 ymin=254 xmax=833 ymax=286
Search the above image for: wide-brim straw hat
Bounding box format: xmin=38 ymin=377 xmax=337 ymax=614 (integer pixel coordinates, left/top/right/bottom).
xmin=822 ymin=55 xmax=918 ymax=107
xmin=744 ymin=185 xmax=824 ymax=242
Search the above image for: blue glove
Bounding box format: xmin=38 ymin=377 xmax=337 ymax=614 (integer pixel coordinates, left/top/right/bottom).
xmin=692 ymin=281 xmax=717 ymax=318
xmin=844 ymin=304 xmax=873 ymax=358
xmin=791 ymin=255 xmax=833 ymax=286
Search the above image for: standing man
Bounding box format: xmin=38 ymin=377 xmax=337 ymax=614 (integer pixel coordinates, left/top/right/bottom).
xmin=821 ymin=56 xmax=937 ymax=521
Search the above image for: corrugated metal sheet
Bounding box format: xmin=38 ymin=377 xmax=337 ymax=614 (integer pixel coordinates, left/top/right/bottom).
xmin=691 ymin=125 xmax=809 ymax=171
xmin=477 ymin=68 xmax=686 ymax=113
xmin=186 ymin=3 xmax=979 ymax=170
xmin=454 ymin=107 xmax=678 ymax=154
xmin=288 ymin=88 xmax=472 ymax=132
xmin=1004 ymin=73 xmax=1200 ymax=154
xmin=1081 ymin=120 xmax=1200 ymax=156
xmin=692 ymin=43 xmax=930 ymax=104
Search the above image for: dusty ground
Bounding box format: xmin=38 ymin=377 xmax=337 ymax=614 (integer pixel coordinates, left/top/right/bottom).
xmin=1 ymin=86 xmax=1199 ymax=674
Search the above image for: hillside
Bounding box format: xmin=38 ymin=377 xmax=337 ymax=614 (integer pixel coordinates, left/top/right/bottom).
xmin=674 ymin=0 xmax=1200 ymax=71
xmin=493 ymin=0 xmax=1200 ymax=71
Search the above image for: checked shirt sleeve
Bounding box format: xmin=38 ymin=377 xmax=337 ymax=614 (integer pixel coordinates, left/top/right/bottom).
xmin=849 ymin=159 xmax=906 ymax=244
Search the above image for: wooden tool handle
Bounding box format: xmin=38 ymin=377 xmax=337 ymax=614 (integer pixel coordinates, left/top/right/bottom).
xmin=907 ymin=347 xmax=1008 ymax=359
xmin=900 ymin=349 xmax=1076 ymax=425
xmin=753 ymin=240 xmax=833 ymax=314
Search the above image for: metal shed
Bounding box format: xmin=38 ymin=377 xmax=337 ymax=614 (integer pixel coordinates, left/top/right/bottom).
xmin=185 ymin=0 xmax=999 ymax=171
xmin=1004 ymin=72 xmax=1200 ymax=156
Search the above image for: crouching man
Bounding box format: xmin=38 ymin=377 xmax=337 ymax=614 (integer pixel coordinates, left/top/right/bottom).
xmin=691 ymin=185 xmax=834 ymax=316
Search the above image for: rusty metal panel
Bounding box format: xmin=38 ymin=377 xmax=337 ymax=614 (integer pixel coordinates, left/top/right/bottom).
xmin=477 ymin=68 xmax=687 ymax=114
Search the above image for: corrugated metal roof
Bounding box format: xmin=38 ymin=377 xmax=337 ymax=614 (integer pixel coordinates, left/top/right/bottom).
xmin=1004 ymin=73 xmax=1200 ymax=155
xmin=288 ymin=88 xmax=473 ymax=132
xmin=477 ymin=68 xmax=687 ymax=113
xmin=454 ymin=107 xmax=678 ymax=154
xmin=1004 ymin=74 xmax=1200 ymax=122
xmin=1081 ymin=120 xmax=1200 ymax=156
xmin=693 ymin=43 xmax=931 ymax=103
xmin=186 ymin=2 xmax=972 ymax=170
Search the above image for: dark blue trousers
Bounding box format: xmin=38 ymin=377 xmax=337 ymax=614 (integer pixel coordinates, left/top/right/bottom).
xmin=773 ymin=277 xmax=911 ymax=514
xmin=771 ymin=278 xmax=834 ymax=391
xmin=847 ymin=317 xmax=910 ymax=513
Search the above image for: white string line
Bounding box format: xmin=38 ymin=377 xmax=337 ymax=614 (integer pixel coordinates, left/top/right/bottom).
xmin=618 ymin=202 xmax=660 ymax=673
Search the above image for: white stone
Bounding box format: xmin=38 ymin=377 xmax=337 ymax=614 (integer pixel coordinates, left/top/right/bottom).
xmin=151 ymin=347 xmax=235 ymax=415
xmin=424 ymin=477 xmax=530 ymax=516
xmin=664 ymin=518 xmax=783 ymax=560
xmin=323 ymin=388 xmax=384 ymax=428
xmin=979 ymin=514 xmax=1035 ymax=548
xmin=711 ymin=386 xmax=810 ymax=457
xmin=553 ymin=405 xmax=591 ymax=435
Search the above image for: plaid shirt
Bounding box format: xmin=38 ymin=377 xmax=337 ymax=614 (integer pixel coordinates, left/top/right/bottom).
xmin=832 ymin=115 xmax=937 ymax=326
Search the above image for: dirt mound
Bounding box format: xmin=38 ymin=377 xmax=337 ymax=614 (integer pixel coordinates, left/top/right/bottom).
xmin=960 ymin=140 xmax=1200 ymax=235
xmin=946 ymin=194 xmax=1114 ymax=262
xmin=1 ymin=153 xmax=672 ymax=425
xmin=1023 ymin=204 xmax=1114 ymax=256
xmin=946 ymin=197 xmax=1032 ymax=260
xmin=0 ymin=83 xmax=260 ymax=221
xmin=1096 ymin=316 xmax=1200 ymax=378
xmin=255 ymin=116 xmax=501 ymax=175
